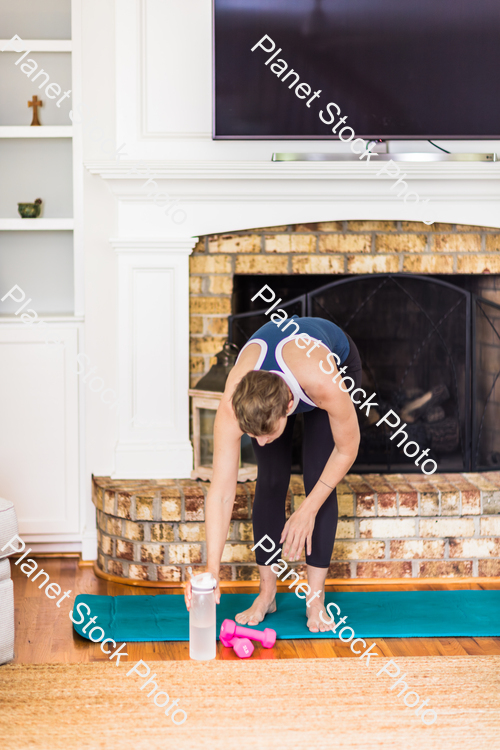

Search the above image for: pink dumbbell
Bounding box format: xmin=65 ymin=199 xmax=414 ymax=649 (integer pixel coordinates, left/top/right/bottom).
xmin=231 ymin=637 xmax=254 ymax=659
xmin=219 ymin=628 xmax=254 ymax=658
xmin=220 ymin=618 xmax=277 ymax=649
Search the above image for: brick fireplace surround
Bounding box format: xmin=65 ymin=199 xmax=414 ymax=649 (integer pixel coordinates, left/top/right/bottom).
xmin=93 ymin=220 xmax=500 ymax=585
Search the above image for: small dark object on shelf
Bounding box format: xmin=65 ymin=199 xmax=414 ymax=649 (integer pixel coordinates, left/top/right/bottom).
xmin=18 ymin=198 xmax=42 ymax=218
xmin=194 ymin=340 xmax=239 ymax=392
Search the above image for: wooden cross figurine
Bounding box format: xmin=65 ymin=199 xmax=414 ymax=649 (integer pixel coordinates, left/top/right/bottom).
xmin=28 ymin=96 xmax=43 ymax=126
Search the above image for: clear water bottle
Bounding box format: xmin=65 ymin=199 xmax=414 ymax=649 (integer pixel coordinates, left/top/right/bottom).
xmin=189 ymin=572 xmax=217 ymax=660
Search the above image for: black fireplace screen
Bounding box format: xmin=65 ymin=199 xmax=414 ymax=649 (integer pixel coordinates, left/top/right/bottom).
xmin=228 ymin=274 xmax=500 ymax=473
xmin=473 ymin=296 xmax=500 ymax=469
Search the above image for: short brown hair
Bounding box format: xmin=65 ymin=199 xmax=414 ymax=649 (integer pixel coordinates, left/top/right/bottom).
xmin=231 ymin=370 xmax=290 ymax=435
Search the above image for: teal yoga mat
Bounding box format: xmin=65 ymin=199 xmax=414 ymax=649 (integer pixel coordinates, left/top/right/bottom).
xmin=72 ymin=590 xmax=500 ymax=642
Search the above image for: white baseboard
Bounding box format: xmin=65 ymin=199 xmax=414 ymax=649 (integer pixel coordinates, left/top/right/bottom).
xmin=15 ymin=541 xmax=82 ymax=554
xmin=10 ymin=531 xmax=97 ymax=559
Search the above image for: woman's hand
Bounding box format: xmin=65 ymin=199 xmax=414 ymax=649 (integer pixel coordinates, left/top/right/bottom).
xmin=280 ymin=505 xmax=316 ymax=561
xmin=184 ymin=570 xmax=221 ymax=611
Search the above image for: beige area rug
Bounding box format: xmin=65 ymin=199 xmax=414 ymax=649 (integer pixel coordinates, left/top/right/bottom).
xmin=1 ymin=657 xmax=499 ymax=750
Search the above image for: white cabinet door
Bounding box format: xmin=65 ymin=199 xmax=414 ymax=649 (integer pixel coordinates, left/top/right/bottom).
xmin=0 ymin=325 xmax=80 ymax=536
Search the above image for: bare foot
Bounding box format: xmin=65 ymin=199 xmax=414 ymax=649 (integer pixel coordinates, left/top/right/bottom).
xmin=235 ymin=592 xmax=277 ymax=626
xmin=306 ymin=596 xmax=330 ymax=633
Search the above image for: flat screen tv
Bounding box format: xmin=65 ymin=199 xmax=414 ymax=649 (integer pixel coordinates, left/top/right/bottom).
xmin=213 ymin=0 xmax=500 ymax=139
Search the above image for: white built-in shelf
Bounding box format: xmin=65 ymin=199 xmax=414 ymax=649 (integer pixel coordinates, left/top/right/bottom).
xmin=0 ymin=39 xmax=72 ymax=52
xmin=0 ymin=219 xmax=74 ymax=231
xmin=0 ymin=126 xmax=73 ymax=138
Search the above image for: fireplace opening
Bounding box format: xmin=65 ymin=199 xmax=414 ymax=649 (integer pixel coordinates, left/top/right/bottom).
xmin=228 ymin=274 xmax=500 ymax=474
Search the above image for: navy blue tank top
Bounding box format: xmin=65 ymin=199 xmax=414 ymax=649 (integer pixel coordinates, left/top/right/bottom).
xmin=237 ymin=316 xmax=350 ymax=414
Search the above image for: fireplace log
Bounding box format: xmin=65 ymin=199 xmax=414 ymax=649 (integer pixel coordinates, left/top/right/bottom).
xmin=425 ymin=406 xmax=446 ymax=423
xmin=425 ymin=418 xmax=460 ymax=454
xmin=401 ymin=385 xmax=450 ymax=423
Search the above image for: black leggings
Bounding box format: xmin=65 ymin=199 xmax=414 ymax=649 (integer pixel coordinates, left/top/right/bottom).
xmin=251 ymin=333 xmax=362 ymax=568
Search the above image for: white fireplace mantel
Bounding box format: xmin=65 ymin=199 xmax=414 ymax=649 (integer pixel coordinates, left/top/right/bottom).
xmin=86 ymin=160 xmax=500 ymax=238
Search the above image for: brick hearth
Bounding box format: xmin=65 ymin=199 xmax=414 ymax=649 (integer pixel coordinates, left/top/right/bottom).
xmin=93 ymin=471 xmax=500 ymax=584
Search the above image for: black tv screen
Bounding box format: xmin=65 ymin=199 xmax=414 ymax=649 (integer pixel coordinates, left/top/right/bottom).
xmin=213 ymin=0 xmax=500 ymax=139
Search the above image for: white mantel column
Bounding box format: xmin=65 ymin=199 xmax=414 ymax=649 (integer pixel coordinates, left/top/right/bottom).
xmin=110 ymin=238 xmax=195 ymax=479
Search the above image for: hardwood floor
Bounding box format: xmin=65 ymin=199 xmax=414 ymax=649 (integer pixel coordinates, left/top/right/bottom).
xmin=11 ymin=557 xmax=500 ymax=663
